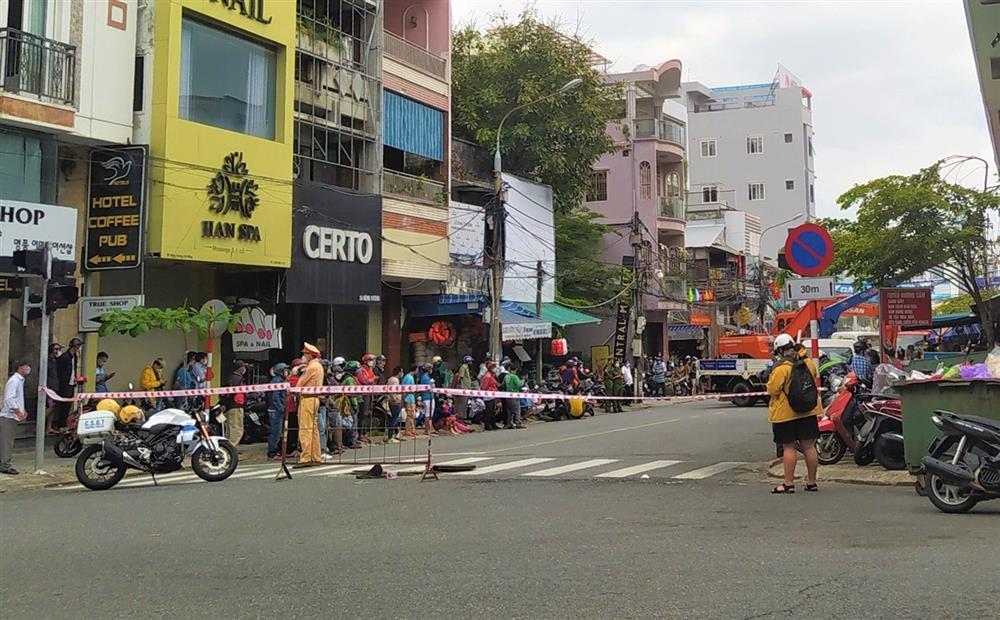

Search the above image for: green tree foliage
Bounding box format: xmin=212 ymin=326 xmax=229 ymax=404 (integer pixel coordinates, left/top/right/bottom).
xmin=824 ymin=163 xmax=999 ymax=345
xmin=554 ymin=208 xmax=625 ymax=307
xmin=452 ymin=10 xmax=624 ymax=305
xmin=452 ymin=11 xmax=621 ymax=215
xmin=98 ymin=306 xmax=237 ymax=338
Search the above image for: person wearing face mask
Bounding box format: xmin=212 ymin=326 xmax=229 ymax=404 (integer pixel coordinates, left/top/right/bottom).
xmin=356 ymin=353 xmax=378 ymax=444
xmin=1 ymin=361 xmax=31 ymax=475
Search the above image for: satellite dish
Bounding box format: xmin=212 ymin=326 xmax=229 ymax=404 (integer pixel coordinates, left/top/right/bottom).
xmin=200 ymin=299 xmax=230 ymax=338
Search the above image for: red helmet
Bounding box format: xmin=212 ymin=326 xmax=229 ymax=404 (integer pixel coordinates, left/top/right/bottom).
xmin=362 ymin=353 xmax=375 ymax=362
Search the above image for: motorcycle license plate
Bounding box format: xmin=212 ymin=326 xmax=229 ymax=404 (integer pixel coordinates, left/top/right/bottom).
xmin=248 ymin=412 xmax=260 ymax=423
xmin=216 ymin=412 xmax=227 ymax=424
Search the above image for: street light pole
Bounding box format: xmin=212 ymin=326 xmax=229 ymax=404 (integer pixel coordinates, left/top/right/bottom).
xmin=490 ymin=77 xmax=583 ymax=362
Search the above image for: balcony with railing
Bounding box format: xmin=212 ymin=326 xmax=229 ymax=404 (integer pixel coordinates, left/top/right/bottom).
xmin=658 ymin=196 xmax=685 ymax=220
xmin=384 ymin=32 xmax=447 ymax=82
xmin=0 ymin=28 xmax=76 ymax=106
xmin=634 ymin=117 xmax=685 ymax=145
xmin=384 ymin=169 xmax=446 ymax=205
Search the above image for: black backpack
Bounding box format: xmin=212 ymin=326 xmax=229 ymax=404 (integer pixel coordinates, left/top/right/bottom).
xmin=785 ymin=359 xmax=819 ymax=414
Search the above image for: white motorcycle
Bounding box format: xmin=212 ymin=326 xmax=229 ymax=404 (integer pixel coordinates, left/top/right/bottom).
xmin=74 ymin=404 xmax=238 ymax=491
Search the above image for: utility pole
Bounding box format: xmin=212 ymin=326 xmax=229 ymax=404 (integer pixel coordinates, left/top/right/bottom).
xmin=536 ymin=260 xmax=544 ymax=385
xmin=489 ymin=165 xmax=505 ymax=363
xmin=630 ymin=211 xmax=644 ymax=398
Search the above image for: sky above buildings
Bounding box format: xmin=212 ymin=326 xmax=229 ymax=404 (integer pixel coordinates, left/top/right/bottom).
xmin=452 ymin=0 xmax=994 ymax=219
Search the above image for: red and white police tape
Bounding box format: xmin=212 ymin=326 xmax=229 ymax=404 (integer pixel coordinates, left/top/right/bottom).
xmin=40 ymin=383 xmax=772 ymax=404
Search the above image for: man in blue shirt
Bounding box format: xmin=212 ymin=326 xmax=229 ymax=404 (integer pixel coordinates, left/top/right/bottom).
xmin=418 ymin=363 xmax=435 ymax=436
xmin=849 ymin=341 xmax=874 ymax=385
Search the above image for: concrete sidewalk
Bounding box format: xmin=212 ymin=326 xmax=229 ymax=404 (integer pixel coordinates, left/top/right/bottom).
xmin=767 ymin=459 xmax=913 ymax=487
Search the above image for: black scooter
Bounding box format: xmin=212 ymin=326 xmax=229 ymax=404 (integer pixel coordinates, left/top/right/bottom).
xmin=921 ymin=410 xmax=1000 ymax=514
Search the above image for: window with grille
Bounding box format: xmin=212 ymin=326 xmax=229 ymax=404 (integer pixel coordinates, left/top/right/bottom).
xmin=700 ymin=139 xmax=717 ymax=158
xmin=785 ymin=180 xmax=794 ymax=190
xmin=746 ymin=136 xmax=764 ymax=154
xmin=587 ymin=170 xmax=608 ymax=202
xmin=639 ymin=161 xmax=652 ymax=200
xmin=748 ymin=182 xmax=765 ymax=201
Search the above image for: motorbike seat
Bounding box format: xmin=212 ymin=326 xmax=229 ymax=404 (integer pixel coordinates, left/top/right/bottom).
xmin=934 ymin=410 xmax=1000 ymax=432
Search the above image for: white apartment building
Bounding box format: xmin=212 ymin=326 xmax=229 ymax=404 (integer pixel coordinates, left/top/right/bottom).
xmin=684 ymin=67 xmax=816 ymax=260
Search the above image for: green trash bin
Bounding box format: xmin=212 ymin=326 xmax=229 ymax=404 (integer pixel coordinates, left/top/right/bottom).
xmin=898 ymin=379 xmax=1000 ymax=473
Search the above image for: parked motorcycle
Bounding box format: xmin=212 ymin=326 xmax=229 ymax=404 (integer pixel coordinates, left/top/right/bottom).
xmin=921 ymin=410 xmax=1000 ymax=513
xmin=74 ymin=403 xmax=238 ymax=491
xmin=53 ymin=401 xmax=93 ymax=458
xmin=815 ymin=372 xmax=866 ymax=465
xmin=854 ymin=399 xmax=905 ymax=470
xmin=239 ymin=393 xmax=270 ymax=444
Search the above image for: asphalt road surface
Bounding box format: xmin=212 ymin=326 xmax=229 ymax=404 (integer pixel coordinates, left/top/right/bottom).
xmin=2 ymin=401 xmax=997 ymax=619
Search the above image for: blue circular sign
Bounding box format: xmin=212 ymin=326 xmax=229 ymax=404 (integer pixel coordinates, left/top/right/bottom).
xmin=784 ymin=223 xmax=833 ymax=276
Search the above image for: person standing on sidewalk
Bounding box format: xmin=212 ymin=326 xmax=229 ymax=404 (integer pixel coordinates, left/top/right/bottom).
xmin=385 ymin=366 xmax=404 ymax=442
xmin=222 ymin=361 xmax=247 ymax=447
xmin=502 ymin=366 xmax=526 ymax=429
xmin=94 ymin=352 xmax=115 ymax=393
xmin=767 ymin=334 xmax=821 ymax=494
xmin=1 ymin=361 xmax=30 ymax=475
xmin=480 ymin=361 xmax=500 ymax=431
xmin=621 ymin=360 xmax=634 ymax=405
xmin=266 ymin=363 xmax=289 ymax=460
xmin=418 ymin=363 xmax=435 ymax=436
xmin=452 ymin=355 xmax=474 ymax=421
xmin=295 ymin=343 xmax=325 ymax=466
xmin=401 ymin=365 xmax=418 ymax=438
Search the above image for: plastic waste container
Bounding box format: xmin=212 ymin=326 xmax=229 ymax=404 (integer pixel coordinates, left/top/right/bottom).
xmin=897 ymin=379 xmax=1000 ymax=473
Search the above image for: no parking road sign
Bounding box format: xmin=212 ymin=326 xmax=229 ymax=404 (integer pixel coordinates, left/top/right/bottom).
xmin=783 ymin=223 xmax=834 ymax=277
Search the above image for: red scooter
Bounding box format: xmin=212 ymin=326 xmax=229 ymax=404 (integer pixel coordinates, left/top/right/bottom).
xmin=816 ymin=372 xmax=901 ymax=466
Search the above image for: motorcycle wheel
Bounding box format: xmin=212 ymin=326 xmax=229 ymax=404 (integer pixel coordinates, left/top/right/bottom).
xmin=873 ymin=435 xmax=906 ymax=471
xmin=853 ymin=442 xmax=875 ymax=467
xmin=585 ymin=403 xmax=595 ymax=417
xmin=816 ymin=431 xmax=846 ymax=465
xmin=190 ymin=441 xmax=239 ymax=482
xmin=927 ymin=473 xmax=979 ymax=514
xmin=54 ymin=434 xmax=83 ymax=458
xmin=75 ymin=444 xmax=127 ymax=491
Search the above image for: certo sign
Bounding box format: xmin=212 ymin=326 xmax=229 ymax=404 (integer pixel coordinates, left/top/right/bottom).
xmin=79 ymin=295 xmax=144 ymax=332
xmin=86 ymin=146 xmax=145 ymax=271
xmin=286 ymin=180 xmax=382 ymax=305
xmin=201 ymin=152 xmax=262 ymax=243
xmin=302 ymin=225 xmax=374 ymax=264
xmin=0 ymin=199 xmax=77 ymax=262
xmin=208 ymin=0 xmax=272 ymax=25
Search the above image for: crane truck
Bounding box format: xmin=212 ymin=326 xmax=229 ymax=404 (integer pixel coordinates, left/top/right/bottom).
xmin=697 ymin=287 xmax=878 ymax=406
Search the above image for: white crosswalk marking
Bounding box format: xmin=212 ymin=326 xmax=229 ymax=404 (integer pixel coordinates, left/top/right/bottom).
xmin=594 ymin=460 xmax=684 ymax=479
xmin=456 ymin=457 xmax=554 ymax=476
xmin=671 ymin=462 xmax=744 ymax=480
xmin=523 ymin=458 xmax=619 ymax=477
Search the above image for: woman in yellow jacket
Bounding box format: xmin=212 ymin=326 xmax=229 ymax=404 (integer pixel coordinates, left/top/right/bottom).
xmin=766 ymin=335 xmax=822 ymax=494
xmin=140 ymin=358 xmax=165 ymax=410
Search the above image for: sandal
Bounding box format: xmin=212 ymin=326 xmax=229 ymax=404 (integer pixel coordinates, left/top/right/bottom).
xmin=771 ymin=484 xmax=795 ymax=494
xmin=804 ymin=483 xmax=819 ymax=492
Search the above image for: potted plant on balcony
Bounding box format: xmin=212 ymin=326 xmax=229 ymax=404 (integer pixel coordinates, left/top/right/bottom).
xmin=297 ymin=9 xmax=345 ymax=60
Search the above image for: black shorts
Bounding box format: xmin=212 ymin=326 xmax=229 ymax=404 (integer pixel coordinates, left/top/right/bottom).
xmin=772 ymin=415 xmax=820 ymax=445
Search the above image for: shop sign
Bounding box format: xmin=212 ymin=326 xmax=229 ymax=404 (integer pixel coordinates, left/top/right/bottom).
xmin=202 ymin=152 xmax=263 ymax=244
xmin=208 ymin=0 xmax=272 ymax=25
xmin=86 ymin=146 xmax=145 ymax=271
xmin=285 ymin=180 xmax=382 ymax=305
xmin=79 ymin=295 xmax=144 ymax=333
xmin=0 ymin=199 xmax=77 ymax=261
xmin=232 ymin=307 xmax=283 ymax=352
xmin=502 ymin=321 xmax=552 ymax=341
xmin=0 ymin=277 xmax=23 ymax=299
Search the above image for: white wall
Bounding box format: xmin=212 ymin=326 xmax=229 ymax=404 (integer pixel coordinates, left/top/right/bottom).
xmin=502 ymin=173 xmax=555 ymax=304
xmin=73 ymin=0 xmax=138 ymax=143
xmin=687 ymin=86 xmax=815 ymax=258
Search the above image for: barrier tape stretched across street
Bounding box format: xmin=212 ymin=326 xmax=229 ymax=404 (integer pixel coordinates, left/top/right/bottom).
xmin=39 ymin=384 xmax=773 ymax=404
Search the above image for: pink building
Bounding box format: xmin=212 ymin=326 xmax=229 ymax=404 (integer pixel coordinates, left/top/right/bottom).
xmin=584 ymin=60 xmax=688 ymax=356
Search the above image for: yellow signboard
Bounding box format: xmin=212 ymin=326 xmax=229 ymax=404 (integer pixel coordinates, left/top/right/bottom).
xmin=145 ymin=0 xmax=294 ymax=268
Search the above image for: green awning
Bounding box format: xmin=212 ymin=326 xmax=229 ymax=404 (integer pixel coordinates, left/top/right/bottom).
xmin=540 ymin=303 xmax=601 ymax=327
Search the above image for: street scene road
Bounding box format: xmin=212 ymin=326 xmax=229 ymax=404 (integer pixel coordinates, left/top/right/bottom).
xmin=3 ymin=402 xmax=997 ymax=619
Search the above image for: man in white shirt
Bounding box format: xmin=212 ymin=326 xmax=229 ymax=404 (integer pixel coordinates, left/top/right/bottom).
xmin=621 ymin=360 xmax=634 ymax=403
xmin=1 ymin=361 xmax=31 ymax=475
